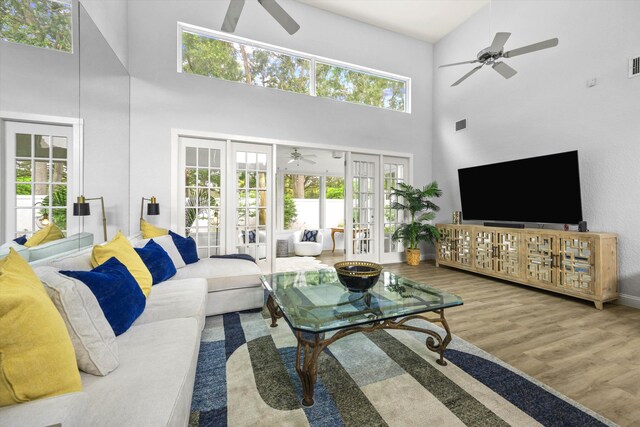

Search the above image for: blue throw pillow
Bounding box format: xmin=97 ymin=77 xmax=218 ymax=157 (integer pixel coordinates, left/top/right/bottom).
xmin=169 ymin=231 xmax=199 ymax=265
xmin=302 ymin=229 xmax=318 ymax=242
xmin=61 ymin=257 xmax=146 ymax=336
xmin=13 ymin=235 xmax=27 ymax=245
xmin=134 ymin=239 xmax=176 ymax=285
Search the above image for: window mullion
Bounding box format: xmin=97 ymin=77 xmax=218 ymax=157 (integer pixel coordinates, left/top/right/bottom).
xmin=310 ymin=57 xmax=316 ymax=97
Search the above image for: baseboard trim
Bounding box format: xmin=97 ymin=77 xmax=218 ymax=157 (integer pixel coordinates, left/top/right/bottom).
xmin=615 ymin=293 xmax=640 ymax=309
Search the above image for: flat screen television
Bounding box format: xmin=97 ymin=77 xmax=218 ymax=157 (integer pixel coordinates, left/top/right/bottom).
xmin=458 ymin=151 xmax=583 ymax=224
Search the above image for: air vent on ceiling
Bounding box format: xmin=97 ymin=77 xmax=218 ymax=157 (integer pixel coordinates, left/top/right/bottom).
xmin=455 ymin=119 xmax=467 ymax=132
xmin=629 ymin=56 xmax=640 ymax=78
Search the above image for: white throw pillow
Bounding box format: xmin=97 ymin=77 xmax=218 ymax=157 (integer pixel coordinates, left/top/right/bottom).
xmin=36 ymin=266 xmax=119 ymax=376
xmin=134 ymin=234 xmax=186 ymax=269
xmin=48 ymin=246 xmax=93 ymax=271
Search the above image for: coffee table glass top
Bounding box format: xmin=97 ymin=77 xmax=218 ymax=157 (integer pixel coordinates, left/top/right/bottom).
xmin=261 ymin=269 xmax=463 ymax=333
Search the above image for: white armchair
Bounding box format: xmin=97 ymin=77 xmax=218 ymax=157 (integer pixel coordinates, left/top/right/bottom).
xmin=293 ymin=230 xmax=324 ymax=257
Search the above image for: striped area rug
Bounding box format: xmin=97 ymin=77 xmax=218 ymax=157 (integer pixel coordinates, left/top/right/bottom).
xmin=189 ymin=307 xmax=615 ymax=427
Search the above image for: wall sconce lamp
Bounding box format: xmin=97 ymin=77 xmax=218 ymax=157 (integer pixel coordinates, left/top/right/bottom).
xmin=140 ymin=196 xmax=160 ymax=228
xmin=73 ymin=195 xmax=107 ymax=242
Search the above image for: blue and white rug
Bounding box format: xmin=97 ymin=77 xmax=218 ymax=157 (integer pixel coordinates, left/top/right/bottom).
xmin=189 ymin=307 xmax=615 ymax=426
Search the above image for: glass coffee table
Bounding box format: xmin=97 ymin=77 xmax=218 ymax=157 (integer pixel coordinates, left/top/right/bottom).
xmin=260 ymin=269 xmax=463 ymax=406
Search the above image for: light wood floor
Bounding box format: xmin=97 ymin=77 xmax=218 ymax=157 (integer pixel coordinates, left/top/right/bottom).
xmin=318 ymin=252 xmax=640 ymax=426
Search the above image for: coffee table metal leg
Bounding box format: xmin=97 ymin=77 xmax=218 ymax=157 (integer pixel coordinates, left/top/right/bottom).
xmin=266 ymin=294 xmax=282 ymax=328
xmin=295 ymin=331 xmax=322 ymax=407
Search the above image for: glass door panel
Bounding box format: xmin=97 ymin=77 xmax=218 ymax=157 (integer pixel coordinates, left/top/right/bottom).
xmin=179 ymin=137 xmax=226 ymax=258
xmin=350 ymin=154 xmax=379 ymax=262
xmin=381 ymin=156 xmax=409 ymax=263
xmin=232 ymin=143 xmax=272 ymax=269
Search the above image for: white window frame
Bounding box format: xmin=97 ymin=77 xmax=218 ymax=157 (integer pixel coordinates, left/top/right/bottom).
xmin=176 ymin=22 xmax=412 ymax=113
xmin=1 ymin=112 xmax=83 ymax=241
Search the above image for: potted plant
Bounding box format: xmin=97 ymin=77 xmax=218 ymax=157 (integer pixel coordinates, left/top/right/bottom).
xmin=390 ymin=181 xmax=442 ymax=266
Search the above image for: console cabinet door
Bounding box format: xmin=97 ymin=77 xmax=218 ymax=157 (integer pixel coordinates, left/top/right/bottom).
xmin=525 ymin=233 xmax=557 ymax=287
xmin=437 ymin=226 xmax=455 ymax=263
xmin=474 ymin=229 xmax=495 ymax=272
xmin=495 ymin=231 xmax=521 ymax=278
xmin=454 ymin=227 xmax=473 ymax=267
xmin=559 ymin=237 xmax=595 ymax=295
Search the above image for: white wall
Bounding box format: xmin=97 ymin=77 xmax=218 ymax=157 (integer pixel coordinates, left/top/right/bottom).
xmin=127 ymin=0 xmax=433 ymax=233
xmin=79 ymin=0 xmax=129 ymax=69
xmin=433 ymin=0 xmax=640 ymax=298
xmin=0 ymin=1 xmax=130 ymax=243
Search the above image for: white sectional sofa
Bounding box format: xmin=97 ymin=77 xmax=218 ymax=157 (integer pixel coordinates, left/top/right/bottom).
xmin=0 ymin=233 xmax=264 ymax=426
xmin=0 ymin=232 xmax=93 ymax=263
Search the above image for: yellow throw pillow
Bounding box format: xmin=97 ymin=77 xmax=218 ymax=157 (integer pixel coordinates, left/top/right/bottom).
xmin=141 ymin=220 xmax=168 ymax=239
xmin=24 ymin=223 xmax=65 ymax=248
xmin=0 ymin=248 xmax=82 ymax=406
xmin=91 ymin=231 xmax=152 ymax=297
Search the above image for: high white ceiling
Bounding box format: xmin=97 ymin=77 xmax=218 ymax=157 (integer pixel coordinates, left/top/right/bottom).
xmin=295 ymin=0 xmax=489 ymax=43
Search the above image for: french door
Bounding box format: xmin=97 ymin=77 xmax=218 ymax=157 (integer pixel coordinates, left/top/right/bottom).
xmin=380 ymin=156 xmax=410 ymax=263
xmin=230 ymin=143 xmax=273 ymax=270
xmin=346 ymin=153 xmax=379 ymax=262
xmin=177 ymin=137 xmax=226 ymax=258
xmin=4 ymin=121 xmax=75 ymax=242
xmin=177 ymin=137 xmax=273 ymax=271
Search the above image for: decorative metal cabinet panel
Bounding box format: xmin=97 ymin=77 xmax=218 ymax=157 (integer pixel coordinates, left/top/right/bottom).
xmin=525 ymin=234 xmax=557 ymax=287
xmin=435 ymin=224 xmax=618 ymax=310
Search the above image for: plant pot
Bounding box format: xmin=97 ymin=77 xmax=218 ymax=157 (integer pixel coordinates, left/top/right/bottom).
xmin=406 ymin=248 xmax=421 ymax=266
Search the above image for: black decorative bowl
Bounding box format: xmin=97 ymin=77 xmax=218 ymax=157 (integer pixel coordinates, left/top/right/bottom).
xmin=334 ymin=261 xmax=383 ymax=292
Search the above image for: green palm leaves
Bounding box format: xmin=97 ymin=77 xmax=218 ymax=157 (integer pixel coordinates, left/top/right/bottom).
xmin=390 ymin=182 xmax=442 ymax=250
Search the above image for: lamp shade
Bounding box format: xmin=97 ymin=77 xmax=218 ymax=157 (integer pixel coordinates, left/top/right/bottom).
xmin=147 ymin=203 xmax=160 ymax=215
xmin=73 ymin=202 xmax=91 ymax=216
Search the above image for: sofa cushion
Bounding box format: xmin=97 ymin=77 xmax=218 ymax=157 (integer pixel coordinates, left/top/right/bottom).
xmin=79 ymin=318 xmax=200 ymax=427
xmin=62 ymin=258 xmax=146 ymax=336
xmin=0 ymin=392 xmax=87 ymax=427
xmin=0 ymin=249 xmax=81 ymax=406
xmin=134 ymin=239 xmax=176 ymax=285
xmin=37 ymin=267 xmax=119 ymax=376
xmin=169 ymin=231 xmax=199 ymax=264
xmin=133 ymin=279 xmax=207 ymax=331
xmin=169 ymin=257 xmax=262 ymax=292
xmin=92 ymin=231 xmax=153 ymax=297
xmin=24 ymin=223 xmax=64 ymax=248
xmin=134 ymin=234 xmax=185 ymax=269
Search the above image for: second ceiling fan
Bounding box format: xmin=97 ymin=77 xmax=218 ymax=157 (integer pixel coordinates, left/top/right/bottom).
xmin=439 ymin=32 xmax=559 ymax=86
xmin=222 ymin=0 xmax=300 ymax=35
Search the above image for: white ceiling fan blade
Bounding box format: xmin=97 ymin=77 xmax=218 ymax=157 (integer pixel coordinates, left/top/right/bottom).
xmin=221 ymin=0 xmax=245 ymax=33
xmin=258 ymin=0 xmax=300 ymax=35
xmin=492 ymin=61 xmax=518 ymax=79
xmin=301 ymin=153 xmax=317 ymax=158
xmin=490 ymin=32 xmax=511 ymax=52
xmin=301 ymin=158 xmax=316 ymax=165
xmin=439 ymin=59 xmax=479 ymax=68
xmin=288 ymin=158 xmax=296 ymax=164
xmin=503 ymin=38 xmax=559 ymax=58
xmin=451 ymin=65 xmax=484 ymax=87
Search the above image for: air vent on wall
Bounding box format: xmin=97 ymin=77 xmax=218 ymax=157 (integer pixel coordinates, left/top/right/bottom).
xmin=630 ymin=56 xmax=640 ymax=78
xmin=455 ymin=119 xmax=467 ymax=132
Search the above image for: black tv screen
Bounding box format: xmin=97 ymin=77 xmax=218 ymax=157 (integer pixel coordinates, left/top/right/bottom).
xmin=458 ymin=151 xmax=583 ymax=224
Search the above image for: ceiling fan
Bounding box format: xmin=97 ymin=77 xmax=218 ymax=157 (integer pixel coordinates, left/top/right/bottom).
xmin=439 ymin=32 xmax=559 ymax=87
xmin=222 ymin=0 xmax=300 ymax=35
xmin=288 ymin=148 xmax=316 ymax=165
